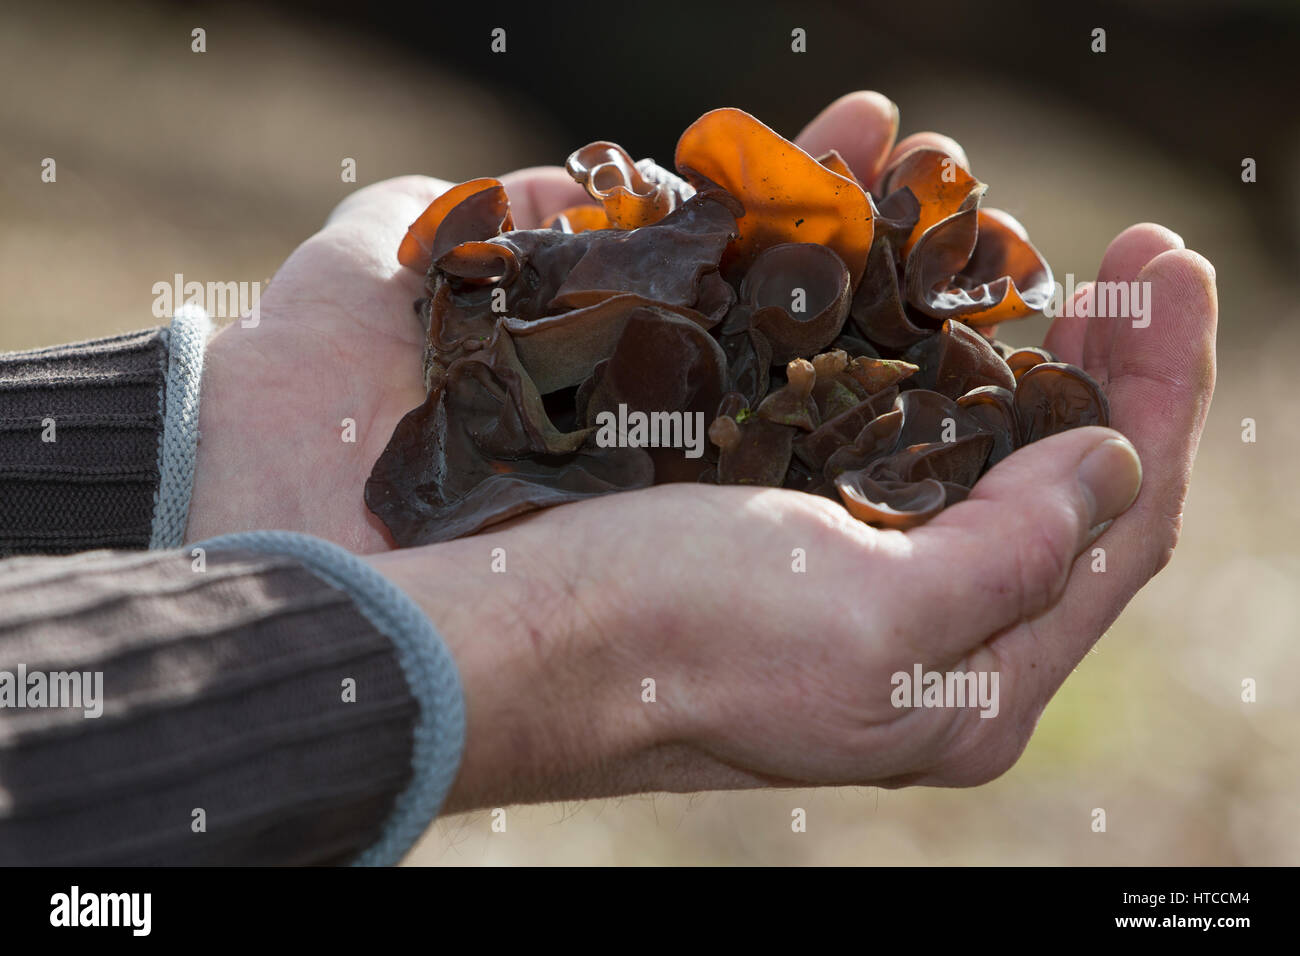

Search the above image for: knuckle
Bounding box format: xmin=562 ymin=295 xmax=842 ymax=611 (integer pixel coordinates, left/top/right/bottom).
xmin=1011 ymin=505 xmax=1074 ymax=620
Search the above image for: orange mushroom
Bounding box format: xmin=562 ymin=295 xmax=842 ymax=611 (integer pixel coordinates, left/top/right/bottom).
xmin=675 ymin=108 xmax=875 ymax=289
xmin=397 ymin=178 xmax=511 ymax=274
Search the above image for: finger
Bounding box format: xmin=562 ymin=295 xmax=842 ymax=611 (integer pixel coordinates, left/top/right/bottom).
xmin=1041 ymin=282 xmax=1093 ymax=366
xmin=324 ymin=167 xmax=588 ymax=244
xmin=296 ymin=176 xmax=457 ymax=291
xmin=991 ymin=247 xmax=1217 ymax=702
xmin=899 ymin=426 xmax=1143 ymax=659
xmin=1080 ymin=223 xmax=1184 ymax=383
xmin=793 ymin=90 xmax=899 ymax=187
xmin=324 ymin=174 xmax=455 ymax=230
xmin=877 ymin=132 xmax=970 ymax=192
xmin=497 ymin=165 xmax=591 ymax=229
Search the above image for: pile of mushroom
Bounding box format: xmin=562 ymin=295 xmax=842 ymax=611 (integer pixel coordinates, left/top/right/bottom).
xmin=366 ymin=107 xmax=1108 ymax=545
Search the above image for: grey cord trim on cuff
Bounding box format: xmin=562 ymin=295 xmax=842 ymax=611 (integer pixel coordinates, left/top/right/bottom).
xmin=195 ymin=530 xmax=467 ymax=867
xmin=149 ymin=303 xmax=211 ymax=549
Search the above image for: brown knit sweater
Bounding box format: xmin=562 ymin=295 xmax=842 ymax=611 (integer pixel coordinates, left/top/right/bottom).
xmin=0 ymin=325 xmax=464 ymax=865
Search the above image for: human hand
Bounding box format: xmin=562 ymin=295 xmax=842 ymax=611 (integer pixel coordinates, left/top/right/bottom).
xmin=182 ymin=90 xmax=928 ymax=552
xmin=193 ymin=92 xmax=1215 ymax=807
xmin=184 ymin=166 xmax=592 ymax=551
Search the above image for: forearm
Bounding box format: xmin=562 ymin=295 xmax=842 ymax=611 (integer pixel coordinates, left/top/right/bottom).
xmin=365 ymin=516 xmax=667 ymax=813
xmin=0 ymin=537 xmax=464 ymax=865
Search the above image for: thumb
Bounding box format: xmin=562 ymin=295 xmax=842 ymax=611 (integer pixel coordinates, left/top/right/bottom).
xmin=902 ymin=426 xmax=1143 ymax=655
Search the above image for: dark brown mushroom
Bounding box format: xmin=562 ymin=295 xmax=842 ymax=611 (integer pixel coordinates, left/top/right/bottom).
xmin=1014 ymin=362 xmax=1111 ymax=444
xmin=743 ymin=243 xmax=852 ymax=363
xmin=372 ymin=104 xmax=1113 ymax=544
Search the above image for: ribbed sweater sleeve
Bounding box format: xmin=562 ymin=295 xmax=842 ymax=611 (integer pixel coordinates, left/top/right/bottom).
xmin=0 ymin=317 xmax=466 ymax=864
xmin=0 ymin=541 xmax=465 ymax=865
xmin=0 ymin=328 xmax=169 ymax=554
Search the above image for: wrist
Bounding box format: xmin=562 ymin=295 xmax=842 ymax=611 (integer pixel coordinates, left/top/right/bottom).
xmin=365 ymin=517 xmax=667 ymax=811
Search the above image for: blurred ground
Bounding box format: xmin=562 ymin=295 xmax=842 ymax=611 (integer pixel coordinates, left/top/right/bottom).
xmin=2 ymin=1 xmax=1296 ymax=864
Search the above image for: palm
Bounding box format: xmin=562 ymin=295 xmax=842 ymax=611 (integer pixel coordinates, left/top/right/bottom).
xmin=186 ymin=186 xmax=434 ymax=551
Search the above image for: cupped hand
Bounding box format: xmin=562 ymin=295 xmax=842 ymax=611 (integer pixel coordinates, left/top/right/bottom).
xmin=359 ymin=93 xmax=1217 ymax=810
xmin=185 ymin=164 xmax=592 ymax=550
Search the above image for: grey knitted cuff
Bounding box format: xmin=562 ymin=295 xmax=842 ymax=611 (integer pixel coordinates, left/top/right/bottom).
xmin=195 ymin=530 xmax=467 ymax=866
xmin=149 ymin=304 xmax=211 ymax=549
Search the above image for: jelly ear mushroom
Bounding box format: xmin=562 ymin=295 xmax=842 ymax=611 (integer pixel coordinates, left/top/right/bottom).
xmin=957 ymin=384 xmax=1017 ymax=467
xmin=675 ymin=107 xmax=875 ymax=287
xmin=550 ymin=191 xmax=739 ymax=312
xmin=903 ymin=320 xmax=1016 ymax=398
xmin=880 ymin=147 xmax=982 ymax=258
xmin=1014 ymin=362 xmax=1111 ymax=444
xmin=364 ymin=331 xmax=654 ymax=546
xmin=757 ymin=358 xmax=821 ymax=431
xmin=543 ymin=204 xmax=610 ymax=233
xmin=809 ymin=349 xmax=869 ymax=420
xmin=815 ymin=148 xmax=863 ymax=187
xmin=903 ymin=184 xmax=986 ymax=319
xmin=565 ymin=141 xmax=678 ymax=229
xmin=870 ymin=432 xmax=993 ymax=488
xmin=915 ymin=209 xmax=1055 ymax=327
xmin=892 ymin=388 xmax=990 ymax=449
xmin=583 ymin=307 xmax=728 ymax=426
xmin=822 ymin=407 xmax=904 ymax=477
xmin=503 ymin=294 xmax=711 ymax=395
xmin=795 ymin=387 xmax=900 ymax=473
xmin=398 ymin=178 xmax=513 ymax=274
xmin=709 ymin=407 xmax=796 ymax=486
xmin=845 ymin=356 xmax=918 ymax=394
xmin=834 ymin=473 xmax=949 ymax=530
xmin=742 ymin=243 xmax=852 ymax=364
xmin=1005 ymin=346 xmax=1056 ymax=382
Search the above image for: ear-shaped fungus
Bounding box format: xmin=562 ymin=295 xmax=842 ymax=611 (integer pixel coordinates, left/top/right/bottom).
xmin=566 ymin=142 xmax=680 ymax=229
xmin=880 ymin=147 xmax=982 ymax=257
xmin=794 ymin=386 xmax=900 ymax=472
xmin=902 ymin=319 xmax=1016 ymax=398
xmin=371 ymin=104 xmax=1112 ymax=543
xmin=550 ymin=191 xmax=739 ymax=310
xmin=849 ymin=189 xmax=933 ymax=349
xmin=676 ymin=108 xmax=875 ymax=287
xmin=582 ymin=308 xmax=728 ymax=427
xmin=834 ymin=474 xmax=952 ymax=530
xmin=503 ymin=294 xmax=712 ymax=395
xmin=757 ymin=358 xmax=820 ymax=431
xmin=915 ymin=210 xmax=1054 ymax=326
xmin=957 ymin=385 xmax=1018 ymax=467
xmin=583 ymin=307 xmax=728 ymax=482
xmin=710 ymin=393 xmax=797 ymax=486
xmin=543 ymin=204 xmax=609 ymax=233
xmin=742 ymin=243 xmax=852 ymax=363
xmin=398 ymin=178 xmax=512 ymax=274
xmin=816 ymin=149 xmax=861 ymax=187
xmin=364 ymin=330 xmax=653 ymax=545
xmin=869 ymin=433 xmax=993 ymax=488
xmin=1014 ymin=362 xmax=1111 ymax=444
xmin=809 ymin=350 xmax=868 ymax=420
xmin=1005 ymin=346 xmax=1056 ymax=382
xmin=822 ymin=407 xmax=905 ymax=477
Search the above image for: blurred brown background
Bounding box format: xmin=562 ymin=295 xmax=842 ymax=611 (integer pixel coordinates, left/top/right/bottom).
xmin=2 ymin=0 xmax=1296 ymax=864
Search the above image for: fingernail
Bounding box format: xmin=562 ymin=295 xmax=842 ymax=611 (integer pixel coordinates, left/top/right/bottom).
xmin=888 ymin=99 xmax=900 ymax=133
xmin=1077 ymin=437 xmax=1142 ymax=526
